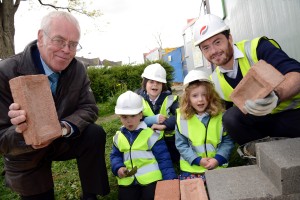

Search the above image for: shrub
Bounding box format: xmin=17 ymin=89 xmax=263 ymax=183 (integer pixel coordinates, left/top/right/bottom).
xmin=87 ymin=60 xmax=174 ymax=103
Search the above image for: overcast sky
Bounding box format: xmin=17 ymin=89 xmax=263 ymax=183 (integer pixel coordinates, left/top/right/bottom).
xmin=15 ymin=0 xmax=202 ymax=64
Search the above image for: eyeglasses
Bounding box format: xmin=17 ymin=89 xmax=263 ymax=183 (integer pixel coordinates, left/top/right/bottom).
xmin=43 ymin=31 xmax=82 ymax=52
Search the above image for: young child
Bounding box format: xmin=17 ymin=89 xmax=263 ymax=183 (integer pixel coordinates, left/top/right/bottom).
xmin=136 ymin=63 xmax=180 ymax=164
xmin=110 ymin=91 xmax=177 ymax=200
xmin=175 ymin=70 xmax=234 ymax=180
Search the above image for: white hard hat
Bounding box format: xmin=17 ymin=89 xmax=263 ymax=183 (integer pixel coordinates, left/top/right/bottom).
xmin=141 ymin=63 xmax=167 ymax=83
xmin=193 ymin=14 xmax=229 ymax=46
xmin=115 ymin=91 xmax=143 ymax=115
xmin=183 ymin=70 xmax=212 ymax=89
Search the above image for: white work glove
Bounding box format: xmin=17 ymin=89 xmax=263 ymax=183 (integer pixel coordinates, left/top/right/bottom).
xmin=244 ymin=91 xmax=278 ymax=116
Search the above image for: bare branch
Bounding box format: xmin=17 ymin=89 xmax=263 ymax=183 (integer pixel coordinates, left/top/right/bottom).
xmin=37 ymin=0 xmax=102 ymax=17
xmin=13 ymin=0 xmax=21 ymax=14
xmin=37 ymin=0 xmax=59 ymax=10
xmin=153 ymin=32 xmax=163 ymax=48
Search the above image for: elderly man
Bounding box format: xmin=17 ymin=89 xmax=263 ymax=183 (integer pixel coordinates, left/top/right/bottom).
xmin=0 ymin=11 xmax=110 ymax=200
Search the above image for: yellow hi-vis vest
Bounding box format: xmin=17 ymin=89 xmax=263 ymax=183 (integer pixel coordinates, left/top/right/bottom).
xmin=113 ymin=128 xmax=163 ymax=186
xmin=211 ymin=36 xmax=300 ymax=114
xmin=176 ymin=110 xmax=227 ymax=174
xmin=142 ymin=95 xmax=178 ymax=137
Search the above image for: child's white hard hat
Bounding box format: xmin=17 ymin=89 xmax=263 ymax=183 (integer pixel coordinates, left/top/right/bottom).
xmin=183 ymin=70 xmax=213 ymax=89
xmin=115 ymin=91 xmax=143 ymax=115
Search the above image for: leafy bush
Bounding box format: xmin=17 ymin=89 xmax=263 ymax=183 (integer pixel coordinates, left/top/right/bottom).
xmin=88 ymin=60 xmax=175 ymax=103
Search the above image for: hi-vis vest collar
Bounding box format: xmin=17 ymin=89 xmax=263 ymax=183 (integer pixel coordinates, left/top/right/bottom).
xmin=211 ymin=36 xmax=300 ymax=113
xmin=211 ymin=36 xmax=277 ymax=101
xmin=142 ymin=95 xmax=178 ymax=117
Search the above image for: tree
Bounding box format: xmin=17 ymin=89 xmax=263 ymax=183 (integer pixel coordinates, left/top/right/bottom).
xmin=0 ymin=0 xmax=101 ymax=59
xmin=0 ymin=0 xmax=20 ymax=59
xmin=153 ymin=32 xmax=163 ymax=60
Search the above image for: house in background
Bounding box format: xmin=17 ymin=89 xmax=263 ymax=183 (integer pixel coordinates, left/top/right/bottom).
xmin=76 ymin=56 xmax=102 ymax=68
xmin=76 ymin=56 xmax=122 ymax=68
xmin=142 ymin=18 xmax=216 ymax=83
xmin=162 ymin=47 xmax=185 ymax=83
xmin=143 ymin=47 xmax=161 ymax=62
xmin=144 ymin=46 xmax=185 ymax=83
xmin=102 ymin=59 xmax=122 ymax=67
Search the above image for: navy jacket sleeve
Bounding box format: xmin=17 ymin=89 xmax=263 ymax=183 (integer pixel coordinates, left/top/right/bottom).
xmin=110 ymin=144 xmax=125 ymax=176
xmin=152 ymin=139 xmax=177 ymax=180
xmin=257 ymin=38 xmax=300 ymax=74
xmin=215 ymin=134 xmax=234 ymax=165
xmin=162 ymin=97 xmax=179 ymax=131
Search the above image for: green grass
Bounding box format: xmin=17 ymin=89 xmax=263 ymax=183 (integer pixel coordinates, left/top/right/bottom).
xmin=0 ymin=112 xmax=247 ymax=199
xmin=97 ymin=89 xmax=125 ymax=118
xmin=0 ymin=118 xmax=121 ymax=200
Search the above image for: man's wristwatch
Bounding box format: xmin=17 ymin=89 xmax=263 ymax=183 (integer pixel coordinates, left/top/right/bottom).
xmin=61 ymin=122 xmax=69 ymax=137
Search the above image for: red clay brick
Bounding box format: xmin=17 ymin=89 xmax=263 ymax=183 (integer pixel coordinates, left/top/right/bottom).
xmin=9 ymin=75 xmax=61 ymax=145
xmin=180 ymin=178 xmax=208 ymax=200
xmin=155 ymin=179 xmax=180 ymax=200
xmin=230 ymin=60 xmax=285 ymax=114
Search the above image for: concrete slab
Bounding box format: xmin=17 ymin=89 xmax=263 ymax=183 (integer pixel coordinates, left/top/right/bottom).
xmin=9 ymin=75 xmax=61 ymax=145
xmin=256 ymin=138 xmax=300 ymax=194
xmin=271 ymin=193 xmax=300 ymax=200
xmin=205 ymin=165 xmax=280 ymax=200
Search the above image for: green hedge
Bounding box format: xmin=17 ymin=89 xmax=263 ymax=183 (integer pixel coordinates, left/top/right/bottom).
xmin=87 ymin=60 xmax=175 ymax=103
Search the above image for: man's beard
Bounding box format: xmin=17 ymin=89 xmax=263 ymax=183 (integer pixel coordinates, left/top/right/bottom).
xmin=210 ymin=42 xmax=234 ymax=67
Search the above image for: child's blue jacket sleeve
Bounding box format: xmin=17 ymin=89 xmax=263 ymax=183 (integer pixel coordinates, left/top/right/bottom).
xmin=110 ymin=144 xmax=125 ymax=176
xmin=152 ymin=139 xmax=177 ymax=180
xmin=215 ymin=134 xmax=234 ymax=165
xmin=144 ymin=115 xmax=159 ymax=126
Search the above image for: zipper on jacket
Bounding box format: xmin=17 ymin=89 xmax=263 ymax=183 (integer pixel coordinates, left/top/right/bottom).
xmin=204 ymin=118 xmax=211 ymax=157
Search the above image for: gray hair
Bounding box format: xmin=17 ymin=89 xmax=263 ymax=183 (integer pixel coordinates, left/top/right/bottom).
xmin=40 ymin=11 xmax=81 ymax=37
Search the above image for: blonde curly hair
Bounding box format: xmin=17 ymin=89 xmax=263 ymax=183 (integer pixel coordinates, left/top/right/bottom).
xmin=179 ymin=81 xmax=224 ymax=119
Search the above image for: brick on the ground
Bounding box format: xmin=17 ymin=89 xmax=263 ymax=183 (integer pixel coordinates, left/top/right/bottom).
xmin=154 ymin=179 xmax=180 ymax=200
xmin=9 ymin=75 xmax=61 ymax=145
xmin=230 ymin=59 xmax=285 ymax=114
xmin=180 ymin=178 xmax=208 ymax=200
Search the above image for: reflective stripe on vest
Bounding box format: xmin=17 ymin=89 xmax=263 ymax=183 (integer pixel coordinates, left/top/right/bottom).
xmin=211 ymin=36 xmax=300 ymax=113
xmin=113 ymin=129 xmax=163 ymax=185
xmin=143 ymin=95 xmax=178 ymax=117
xmin=176 ymin=110 xmax=226 ymax=173
xmin=143 ymin=95 xmax=178 ymax=136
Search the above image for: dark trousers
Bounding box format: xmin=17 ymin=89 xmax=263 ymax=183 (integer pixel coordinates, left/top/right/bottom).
xmin=4 ymin=123 xmax=110 ymax=198
xmin=118 ymin=182 xmax=157 ymax=200
xmin=223 ymin=107 xmax=300 ymax=145
xmin=164 ymin=135 xmax=180 ymax=164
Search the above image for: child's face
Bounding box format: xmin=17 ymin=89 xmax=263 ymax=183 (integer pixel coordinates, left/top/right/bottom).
xmin=189 ymin=84 xmax=208 ymax=115
xmin=146 ymin=80 xmax=163 ymax=100
xmin=120 ymin=113 xmax=143 ymax=131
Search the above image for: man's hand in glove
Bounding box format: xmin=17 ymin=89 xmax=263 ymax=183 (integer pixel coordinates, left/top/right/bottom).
xmin=244 ymin=91 xmax=279 ymax=116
